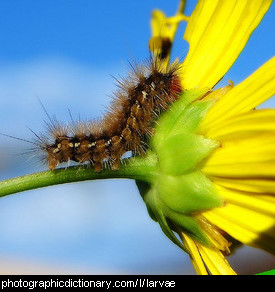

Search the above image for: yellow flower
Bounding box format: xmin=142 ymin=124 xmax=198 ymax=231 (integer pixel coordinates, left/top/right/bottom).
xmin=1 ymin=0 xmax=273 ymax=277
xmin=149 ymin=0 xmax=188 ymax=68
xmin=148 ymin=0 xmax=275 ymax=275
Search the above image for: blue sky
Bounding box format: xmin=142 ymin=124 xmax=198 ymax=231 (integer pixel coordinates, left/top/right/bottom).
xmin=0 ymin=0 xmax=274 ymax=274
xmin=0 ymin=0 xmax=183 ymax=66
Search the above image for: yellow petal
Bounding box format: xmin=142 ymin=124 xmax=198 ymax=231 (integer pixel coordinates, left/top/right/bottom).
xmin=150 ymin=1 xmax=187 ymax=39
xmin=149 ymin=1 xmax=187 ymax=68
xmin=200 ymin=57 xmax=275 ymax=134
xmin=180 ymin=233 xmax=208 ymax=275
xmin=203 ymin=132 xmax=275 ymax=178
xmin=194 ymin=242 xmax=236 ymax=275
xmin=180 ymin=233 xmax=236 ymax=275
xmin=214 ymin=177 xmax=275 ymax=194
xmin=205 ymin=161 xmax=275 ymax=178
xmin=151 ymin=10 xmax=167 ymax=38
xmin=214 ymin=184 xmax=275 ymax=217
xmin=204 ymin=109 xmax=275 ymax=141
xmin=202 ymin=81 xmax=234 ymax=101
xmin=204 ymin=185 xmax=275 ymax=253
xmin=181 ymin=0 xmax=272 ymax=90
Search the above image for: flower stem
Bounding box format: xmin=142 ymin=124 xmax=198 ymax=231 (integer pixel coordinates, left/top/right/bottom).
xmin=0 ymin=153 xmax=158 ymax=198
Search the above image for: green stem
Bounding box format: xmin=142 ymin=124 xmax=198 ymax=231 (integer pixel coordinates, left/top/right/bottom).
xmin=0 ymin=154 xmax=158 ymax=198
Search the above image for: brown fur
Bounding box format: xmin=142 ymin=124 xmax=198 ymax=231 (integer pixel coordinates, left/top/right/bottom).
xmin=42 ymin=58 xmax=182 ymax=171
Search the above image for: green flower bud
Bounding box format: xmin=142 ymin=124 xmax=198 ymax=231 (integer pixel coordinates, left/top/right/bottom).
xmin=136 ymin=89 xmax=224 ymax=250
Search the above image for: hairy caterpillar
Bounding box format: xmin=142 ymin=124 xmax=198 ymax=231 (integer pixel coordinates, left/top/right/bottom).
xmin=31 ymin=57 xmax=182 ymax=172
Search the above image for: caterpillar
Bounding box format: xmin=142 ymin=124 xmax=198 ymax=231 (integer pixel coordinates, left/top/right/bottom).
xmin=35 ymin=57 xmax=182 ymax=172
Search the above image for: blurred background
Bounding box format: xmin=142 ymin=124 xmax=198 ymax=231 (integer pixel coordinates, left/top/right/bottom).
xmin=0 ymin=0 xmax=274 ymax=275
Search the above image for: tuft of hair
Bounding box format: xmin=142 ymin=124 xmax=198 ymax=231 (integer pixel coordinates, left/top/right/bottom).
xmin=35 ymin=56 xmax=182 ymax=171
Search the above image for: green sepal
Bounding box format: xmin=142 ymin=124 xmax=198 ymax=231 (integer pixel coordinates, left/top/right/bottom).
xmin=134 ymin=88 xmax=222 ymax=253
xmin=157 ymin=170 xmax=223 ymax=214
xmin=158 ymin=132 xmax=219 ymax=175
xmin=164 ymin=210 xmax=211 ymax=246
xmin=136 ymin=180 xmax=188 ymax=252
xmin=136 ymin=180 xmax=157 ymax=221
xmin=136 ymin=178 xmax=214 ymax=249
xmin=153 ymin=88 xmax=209 ymax=148
xmin=164 ymin=99 xmax=216 ymax=138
